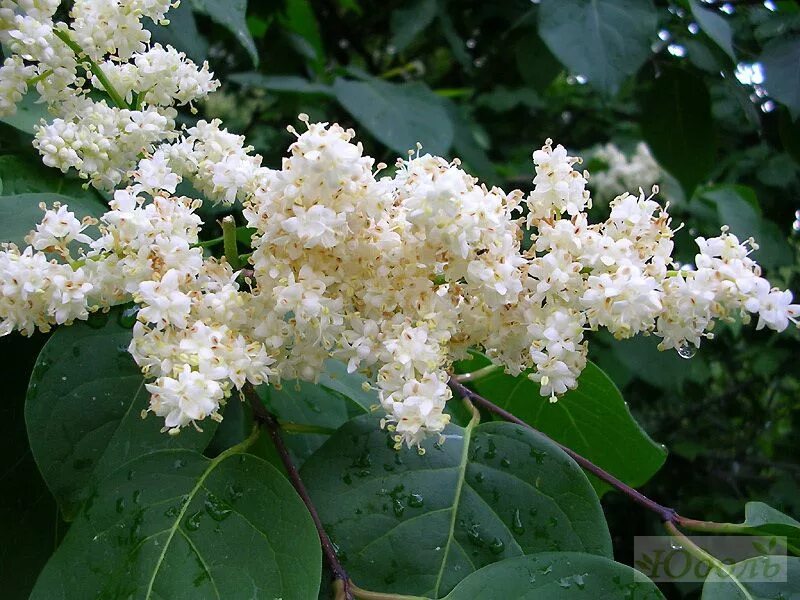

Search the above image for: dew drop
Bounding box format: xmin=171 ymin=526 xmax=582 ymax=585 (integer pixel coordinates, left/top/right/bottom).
xmin=466 ymin=524 xmax=482 ymax=546
xmin=226 ymin=483 xmax=243 ymax=502
xmin=557 ymin=577 xmax=571 ymax=589
xmin=408 ymin=493 xmax=424 ymax=508
xmin=483 ymin=439 xmax=497 ymax=459
xmin=392 ymin=498 xmax=405 ymax=517
xmin=204 ymin=493 xmax=232 ymax=521
xmin=500 ymin=457 xmax=511 ymax=468
xmin=511 ymin=508 xmax=525 ymax=535
xmin=117 ymin=305 xmax=139 ymax=328
xmin=677 ymin=343 xmax=696 ymax=359
xmin=185 ymin=511 xmax=203 ymax=531
xmin=489 ymin=537 xmax=505 ymax=555
xmin=574 ymin=573 xmax=587 ymax=590
xmin=115 ymin=497 xmax=125 ymax=514
xmin=529 ymin=448 xmax=546 ymax=464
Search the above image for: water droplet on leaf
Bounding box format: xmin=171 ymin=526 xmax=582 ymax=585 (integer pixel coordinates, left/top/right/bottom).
xmin=186 ymin=511 xmax=203 ymax=531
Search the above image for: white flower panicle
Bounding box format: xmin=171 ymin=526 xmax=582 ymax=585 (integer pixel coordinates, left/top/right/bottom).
xmin=590 ymin=142 xmax=662 ymax=203
xmin=0 ymin=0 xmax=218 ymax=188
xmin=0 ymin=1 xmax=798 ymax=447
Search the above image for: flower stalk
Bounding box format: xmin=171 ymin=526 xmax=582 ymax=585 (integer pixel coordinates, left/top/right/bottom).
xmin=221 ymin=215 xmax=241 ymax=270
xmin=242 ymin=383 xmax=354 ymax=600
xmin=447 ymin=377 xmax=680 ymax=523
xmin=52 ymin=28 xmax=128 ymax=109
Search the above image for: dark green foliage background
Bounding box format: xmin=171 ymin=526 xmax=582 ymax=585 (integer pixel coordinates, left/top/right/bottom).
xmin=2 ymin=0 xmax=800 ymax=598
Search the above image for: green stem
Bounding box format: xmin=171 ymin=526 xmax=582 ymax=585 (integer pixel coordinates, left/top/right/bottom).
xmin=195 ymin=235 xmax=225 ymax=248
xmin=278 ymin=421 xmax=337 ymax=435
xmin=223 ymin=422 xmax=261 ymax=457
xmin=26 ymin=69 xmax=53 ymax=87
xmin=677 ymin=516 xmax=800 ymax=555
xmin=664 ymin=521 xmax=753 ymax=599
xmin=453 ymin=363 xmax=502 ymax=383
xmin=379 ymin=62 xmax=419 ymax=80
xmin=221 ymin=216 xmax=240 ymax=270
xmin=52 ymin=28 xmax=128 ymax=109
xmin=433 ymin=87 xmax=473 ymax=98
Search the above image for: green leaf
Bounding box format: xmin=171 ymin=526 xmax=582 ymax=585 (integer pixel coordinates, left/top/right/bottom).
xmin=0 ymin=193 xmax=106 ymax=249
xmin=436 ymin=0 xmax=472 ymax=72
xmin=515 ymin=29 xmax=562 ymax=92
xmin=761 ymin=35 xmax=800 ymax=120
xmin=538 ymin=0 xmax=657 ymax=95
xmin=301 ymin=413 xmax=611 ymax=597
xmin=601 ymin=334 xmax=710 ymax=390
xmin=0 ymin=333 xmax=64 ymax=600
xmin=0 ymin=155 xmax=101 ymax=201
xmin=190 ymin=0 xmax=258 ymax=66
xmin=228 ymin=72 xmax=332 ymax=95
xmin=316 ymin=359 xmax=378 ymax=413
xmin=30 ymin=445 xmax=321 ymax=599
xmin=701 ymin=556 xmax=800 ymax=599
xmin=390 ymin=0 xmax=437 ymax=53
xmin=445 ymin=101 xmax=496 ymax=184
xmin=149 ymin=0 xmax=208 ymax=62
xmin=690 ymin=0 xmax=736 ymax=60
xmin=738 ymin=502 xmax=800 ymax=554
xmin=333 ymin=77 xmax=454 ymax=155
xmin=261 ymin=360 xmax=372 ymax=463
xmin=25 ymin=309 xmax=218 ymax=520
xmin=470 ymin=361 xmax=666 ymax=495
xmin=283 ymin=0 xmax=325 ymax=73
xmin=444 ymin=552 xmax=665 ymax=599
xmin=695 ymin=184 xmax=792 ymax=269
xmin=641 ymin=68 xmax=715 ymax=194
xmin=0 ymin=93 xmax=49 ymax=134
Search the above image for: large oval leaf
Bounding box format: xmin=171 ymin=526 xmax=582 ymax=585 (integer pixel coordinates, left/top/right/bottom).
xmin=538 ymin=0 xmax=657 ymax=95
xmin=470 ymin=360 xmax=666 ymax=495
xmin=689 ymin=0 xmax=735 ymax=61
xmin=641 ymin=68 xmax=715 ymax=194
xmin=333 ymin=77 xmax=454 ymax=156
xmin=301 ymin=413 xmax=611 ymax=597
xmin=30 ymin=446 xmax=321 ymax=599
xmin=761 ymin=35 xmax=800 ymax=120
xmin=702 ymin=556 xmax=800 ymax=599
xmin=26 ymin=310 xmax=218 ymax=520
xmin=190 ymin=0 xmax=258 ymax=66
xmin=0 ymin=93 xmax=48 ymax=134
xmin=444 ymin=552 xmax=665 ymax=599
xmin=0 ymin=155 xmax=101 ymax=201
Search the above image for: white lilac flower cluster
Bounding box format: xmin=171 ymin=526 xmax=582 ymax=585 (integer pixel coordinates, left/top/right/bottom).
xmin=589 ymin=142 xmax=662 ymax=203
xmin=1 ymin=1 xmax=798 ymax=448
xmin=0 ymin=0 xmax=218 ymax=188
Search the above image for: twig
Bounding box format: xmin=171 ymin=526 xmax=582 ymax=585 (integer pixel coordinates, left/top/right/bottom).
xmin=243 ymin=384 xmax=353 ymax=600
xmin=447 ymin=377 xmax=679 ymax=523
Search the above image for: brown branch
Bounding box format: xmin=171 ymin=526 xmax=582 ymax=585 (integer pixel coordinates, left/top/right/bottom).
xmin=243 ymin=383 xmax=353 ymax=600
xmin=447 ymin=377 xmax=679 ymax=523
